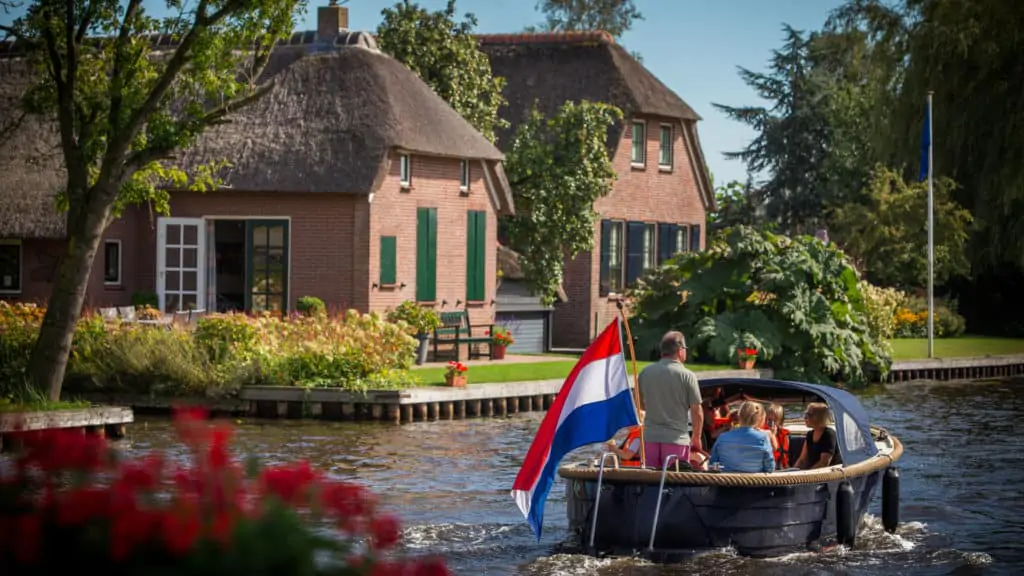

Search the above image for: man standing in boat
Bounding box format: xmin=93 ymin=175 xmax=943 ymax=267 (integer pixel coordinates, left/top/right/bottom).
xmin=637 ymin=331 xmax=704 ymax=467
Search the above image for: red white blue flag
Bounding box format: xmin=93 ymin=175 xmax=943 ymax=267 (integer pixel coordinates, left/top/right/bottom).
xmin=511 ymin=319 xmax=638 ymax=540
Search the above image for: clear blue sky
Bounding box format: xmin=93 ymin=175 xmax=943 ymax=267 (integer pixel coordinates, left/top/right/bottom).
xmin=3 ymin=0 xmax=846 ymax=185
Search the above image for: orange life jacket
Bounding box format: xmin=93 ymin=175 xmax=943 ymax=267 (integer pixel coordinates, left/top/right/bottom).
xmin=617 ymin=426 xmax=643 ymax=466
xmin=774 ymin=427 xmax=791 ymax=468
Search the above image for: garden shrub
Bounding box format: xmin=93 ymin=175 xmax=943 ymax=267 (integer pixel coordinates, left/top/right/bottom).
xmin=630 ymin=226 xmax=891 ymax=386
xmin=295 ymin=295 xmax=326 ymax=317
xmin=859 ymin=281 xmax=907 ymax=340
xmin=130 ymin=290 xmax=159 ymax=308
xmin=893 ymin=295 xmax=967 ymax=338
xmin=0 ymin=302 xmax=420 ymax=398
xmin=386 ymin=300 xmax=441 ymax=336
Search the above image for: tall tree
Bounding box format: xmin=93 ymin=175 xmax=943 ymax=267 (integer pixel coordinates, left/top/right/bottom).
xmin=713 ymin=26 xmax=834 ymax=235
xmin=829 ymin=0 xmax=1024 ymax=270
xmin=831 ymin=165 xmax=972 ymax=290
xmin=1 ymin=0 xmax=303 ymax=400
xmin=504 ymin=101 xmax=622 ymax=305
xmin=530 ymin=0 xmax=642 ymax=39
xmin=376 ymin=0 xmax=507 ymax=143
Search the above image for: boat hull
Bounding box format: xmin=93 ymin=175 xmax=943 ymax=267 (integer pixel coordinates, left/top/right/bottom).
xmin=564 ymin=469 xmax=883 ymax=558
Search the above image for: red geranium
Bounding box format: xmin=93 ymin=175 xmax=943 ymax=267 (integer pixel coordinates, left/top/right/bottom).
xmin=0 ymin=405 xmax=452 ymax=576
xmin=737 ymin=347 xmax=758 ymax=359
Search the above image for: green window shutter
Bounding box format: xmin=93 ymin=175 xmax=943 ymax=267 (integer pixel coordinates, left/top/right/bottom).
xmin=379 ymin=236 xmax=396 ymax=285
xmin=416 ymin=208 xmax=437 ymax=301
xmin=466 ymin=211 xmax=486 ymax=301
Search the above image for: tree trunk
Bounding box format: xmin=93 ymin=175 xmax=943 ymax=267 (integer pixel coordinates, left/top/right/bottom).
xmin=28 ymin=205 xmax=110 ymax=401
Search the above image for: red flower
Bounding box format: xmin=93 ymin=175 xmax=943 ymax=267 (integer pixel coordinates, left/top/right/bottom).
xmin=161 ymin=510 xmax=201 ymax=556
xmin=413 ymin=558 xmax=454 ymax=576
xmin=209 ymin=512 xmax=235 ymax=547
xmin=260 ymin=461 xmax=318 ymax=505
xmin=13 ymin=514 xmax=41 ymax=564
xmin=369 ymin=514 xmax=402 ymax=550
xmin=56 ymin=487 xmax=110 ymax=526
xmin=207 ymin=425 xmax=233 ymax=470
xmin=322 ymin=481 xmax=368 ymax=518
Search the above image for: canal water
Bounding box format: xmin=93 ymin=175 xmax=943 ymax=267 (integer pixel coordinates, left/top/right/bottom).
xmin=125 ymin=378 xmax=1023 ymax=575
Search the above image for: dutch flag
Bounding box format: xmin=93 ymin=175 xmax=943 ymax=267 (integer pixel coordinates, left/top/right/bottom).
xmin=511 ymin=319 xmax=639 ymax=540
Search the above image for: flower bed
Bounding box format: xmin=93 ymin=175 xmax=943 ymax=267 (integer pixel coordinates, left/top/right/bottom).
xmin=0 ymin=407 xmax=450 ymax=575
xmin=0 ymin=303 xmax=421 ymax=399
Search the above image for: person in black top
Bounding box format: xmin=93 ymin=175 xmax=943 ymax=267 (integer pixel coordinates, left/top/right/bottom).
xmin=794 ymin=402 xmax=843 ymax=469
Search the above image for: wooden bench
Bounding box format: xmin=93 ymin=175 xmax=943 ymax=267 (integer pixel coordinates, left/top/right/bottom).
xmin=432 ymin=309 xmax=494 ymax=362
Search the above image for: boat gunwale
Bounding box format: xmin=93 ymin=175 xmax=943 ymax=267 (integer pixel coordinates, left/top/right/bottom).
xmin=558 ymin=429 xmax=903 ymax=487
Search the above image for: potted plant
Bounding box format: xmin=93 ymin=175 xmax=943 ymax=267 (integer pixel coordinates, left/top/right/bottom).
xmin=491 ymin=326 xmax=515 ymax=360
xmin=386 ymin=300 xmax=442 ymax=365
xmin=0 ymin=406 xmax=450 ymax=575
xmin=445 ymin=361 xmax=468 ymax=387
xmin=737 ymin=347 xmax=758 ymax=369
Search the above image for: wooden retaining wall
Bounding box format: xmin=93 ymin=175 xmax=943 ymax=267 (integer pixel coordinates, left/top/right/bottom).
xmin=887 ymin=355 xmax=1024 ymax=383
xmin=0 ymin=406 xmax=134 ymax=451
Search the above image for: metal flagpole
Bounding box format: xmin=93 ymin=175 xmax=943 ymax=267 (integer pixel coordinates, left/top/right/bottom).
xmin=615 ymin=301 xmax=646 ymax=468
xmin=927 ymin=91 xmax=935 ymax=359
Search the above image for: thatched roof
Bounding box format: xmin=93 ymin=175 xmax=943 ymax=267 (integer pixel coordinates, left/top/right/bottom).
xmin=0 ymin=58 xmax=66 ymax=238
xmin=497 ymin=243 xmax=567 ymax=302
xmin=478 ymin=32 xmax=715 ymax=211
xmin=0 ymin=30 xmax=513 ymax=238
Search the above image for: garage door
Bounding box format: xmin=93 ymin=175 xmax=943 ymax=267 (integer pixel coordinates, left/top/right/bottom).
xmin=495 ymin=311 xmax=547 ymax=354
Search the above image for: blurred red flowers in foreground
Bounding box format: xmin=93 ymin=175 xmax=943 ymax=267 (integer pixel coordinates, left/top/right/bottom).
xmin=0 ymin=406 xmax=449 ymax=575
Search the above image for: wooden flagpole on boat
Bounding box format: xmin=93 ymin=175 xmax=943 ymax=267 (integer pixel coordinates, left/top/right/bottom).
xmin=615 ymin=300 xmax=646 ymax=468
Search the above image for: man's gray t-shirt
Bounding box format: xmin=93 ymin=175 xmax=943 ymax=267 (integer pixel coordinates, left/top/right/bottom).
xmin=638 ymin=358 xmax=702 ymax=445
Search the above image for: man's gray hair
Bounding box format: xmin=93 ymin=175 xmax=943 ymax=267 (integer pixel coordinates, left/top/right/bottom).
xmin=660 ymin=331 xmax=687 ymax=356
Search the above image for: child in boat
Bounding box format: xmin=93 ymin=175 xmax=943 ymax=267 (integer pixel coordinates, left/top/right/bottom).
xmin=708 ymin=401 xmax=775 ymax=473
xmin=605 ymin=410 xmax=645 ymax=465
xmin=765 ymin=402 xmax=790 ymax=469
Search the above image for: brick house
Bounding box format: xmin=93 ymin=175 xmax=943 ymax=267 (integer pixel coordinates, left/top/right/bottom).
xmin=0 ymin=5 xmax=513 ymax=327
xmin=479 ymin=32 xmax=716 ymax=350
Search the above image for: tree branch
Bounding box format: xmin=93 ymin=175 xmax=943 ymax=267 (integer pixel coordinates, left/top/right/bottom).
xmin=108 ymin=0 xmax=144 ymax=138
xmin=75 ymin=0 xmax=98 ymax=44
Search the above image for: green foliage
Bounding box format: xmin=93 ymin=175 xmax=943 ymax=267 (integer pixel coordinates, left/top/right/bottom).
xmin=386 ymin=300 xmax=442 ymax=336
xmin=130 ymin=291 xmax=159 ymax=309
xmin=708 ymin=178 xmax=763 ymax=235
xmin=831 ymin=165 xmax=972 ymax=290
xmin=0 ymin=304 xmax=421 ymax=396
xmin=504 ymin=100 xmax=622 ymax=306
xmin=376 ymin=0 xmax=508 ymax=143
xmin=858 ymin=280 xmax=906 ymax=341
xmin=630 ymin=226 xmax=891 ymax=386
xmin=528 ymin=0 xmax=643 ymax=39
xmin=893 ymin=297 xmax=967 ymax=339
xmin=295 ymin=296 xmax=326 ymax=317
xmin=830 ymin=0 xmax=1024 ymax=270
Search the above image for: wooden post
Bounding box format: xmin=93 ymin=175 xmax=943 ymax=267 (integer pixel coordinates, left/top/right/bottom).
xmin=468 ymin=400 xmax=481 ymax=417
xmin=371 ymin=404 xmax=384 ymax=421
xmin=429 ymin=402 xmax=440 ymax=420
xmin=520 ymin=397 xmax=532 ymax=412
xmin=401 ymin=405 xmax=413 ymax=423
xmin=495 ymin=398 xmax=507 ymax=417
xmin=483 ymin=399 xmax=494 ymax=417
xmin=386 ymin=405 xmax=401 ymax=425
xmin=533 ymin=395 xmax=545 ymax=411
xmin=441 ymin=402 xmax=454 ymax=420
xmin=456 ymin=400 xmax=467 ymax=419
xmin=415 ymin=404 xmax=428 ymax=421
xmin=276 ymin=402 xmax=289 ymax=418
xmin=342 ymin=403 xmax=356 ymax=421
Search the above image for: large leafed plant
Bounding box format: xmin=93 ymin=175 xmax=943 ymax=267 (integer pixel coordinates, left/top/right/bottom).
xmin=630 ymin=226 xmax=891 ymax=386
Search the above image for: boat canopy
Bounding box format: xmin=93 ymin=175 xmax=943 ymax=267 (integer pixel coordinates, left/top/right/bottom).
xmin=699 ymin=378 xmax=880 ymax=466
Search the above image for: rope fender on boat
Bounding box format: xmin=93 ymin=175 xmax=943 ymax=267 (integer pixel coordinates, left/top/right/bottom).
xmin=559 ymin=436 xmax=904 ymax=487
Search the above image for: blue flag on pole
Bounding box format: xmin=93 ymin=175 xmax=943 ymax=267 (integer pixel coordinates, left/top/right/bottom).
xmin=919 ymin=99 xmax=931 ymax=182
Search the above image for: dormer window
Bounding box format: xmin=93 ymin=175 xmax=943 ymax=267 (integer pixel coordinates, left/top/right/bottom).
xmin=399 ymin=154 xmax=411 ymax=187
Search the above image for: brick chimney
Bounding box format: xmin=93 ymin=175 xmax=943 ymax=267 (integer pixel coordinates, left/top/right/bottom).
xmin=317 ymin=1 xmax=350 ymax=40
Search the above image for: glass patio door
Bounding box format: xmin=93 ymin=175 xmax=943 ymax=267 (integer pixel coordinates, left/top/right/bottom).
xmin=245 ymin=220 xmax=289 ymax=313
xmin=156 ymin=217 xmax=206 ymax=313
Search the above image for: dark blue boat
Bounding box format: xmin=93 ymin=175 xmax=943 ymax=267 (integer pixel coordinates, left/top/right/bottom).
xmin=559 ymin=378 xmax=904 ymax=559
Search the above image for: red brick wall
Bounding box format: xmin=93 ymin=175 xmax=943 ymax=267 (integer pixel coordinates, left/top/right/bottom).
xmin=130 ymin=191 xmax=362 ymax=312
xmin=552 ymin=116 xmax=708 ymax=349
xmin=369 ymin=152 xmax=498 ymax=327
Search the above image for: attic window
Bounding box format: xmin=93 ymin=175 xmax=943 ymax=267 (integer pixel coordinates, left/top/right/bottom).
xmin=0 ymin=239 xmax=21 ymax=293
xmin=460 ymin=160 xmax=470 ymax=191
xmin=659 ymin=124 xmax=673 ymax=169
xmin=400 ymin=154 xmax=411 ymax=188
xmin=631 ymin=121 xmax=646 ymax=166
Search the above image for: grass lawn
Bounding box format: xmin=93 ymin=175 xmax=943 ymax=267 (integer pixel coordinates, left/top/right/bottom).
xmin=0 ymin=398 xmax=90 ymax=414
xmin=889 ymin=336 xmax=1024 ymax=360
xmin=413 ymin=360 xmax=727 ymax=386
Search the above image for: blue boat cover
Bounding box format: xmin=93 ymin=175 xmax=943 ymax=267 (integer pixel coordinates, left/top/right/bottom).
xmin=699 ymin=378 xmax=879 ymax=466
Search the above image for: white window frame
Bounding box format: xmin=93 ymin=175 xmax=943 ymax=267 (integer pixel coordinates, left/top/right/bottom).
xmin=675 ymin=224 xmax=689 ymax=254
xmin=399 ymin=154 xmax=411 ymax=188
xmin=459 ymin=159 xmax=470 ymax=192
xmin=642 ymin=223 xmax=657 ymax=271
xmin=103 ymin=239 xmax=122 ymax=286
xmin=0 ymin=238 xmax=22 ymax=294
xmin=606 ymin=220 xmax=625 ymax=294
xmin=631 ymin=120 xmax=646 ymax=167
xmin=659 ymin=123 xmax=673 ymax=170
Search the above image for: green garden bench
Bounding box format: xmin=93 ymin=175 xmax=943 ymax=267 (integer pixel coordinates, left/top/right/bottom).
xmin=432 ymin=309 xmax=494 ymax=362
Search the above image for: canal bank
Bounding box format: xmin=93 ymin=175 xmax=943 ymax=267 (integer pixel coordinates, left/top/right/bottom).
xmin=0 ymin=406 xmax=133 ymax=451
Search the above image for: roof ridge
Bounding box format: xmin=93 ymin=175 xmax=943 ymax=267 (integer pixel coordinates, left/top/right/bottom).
xmin=475 ymin=31 xmax=615 ymax=46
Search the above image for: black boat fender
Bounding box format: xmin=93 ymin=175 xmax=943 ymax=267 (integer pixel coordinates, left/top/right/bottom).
xmin=882 ymin=466 xmax=900 ymax=533
xmin=836 ymin=480 xmax=856 ymax=545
